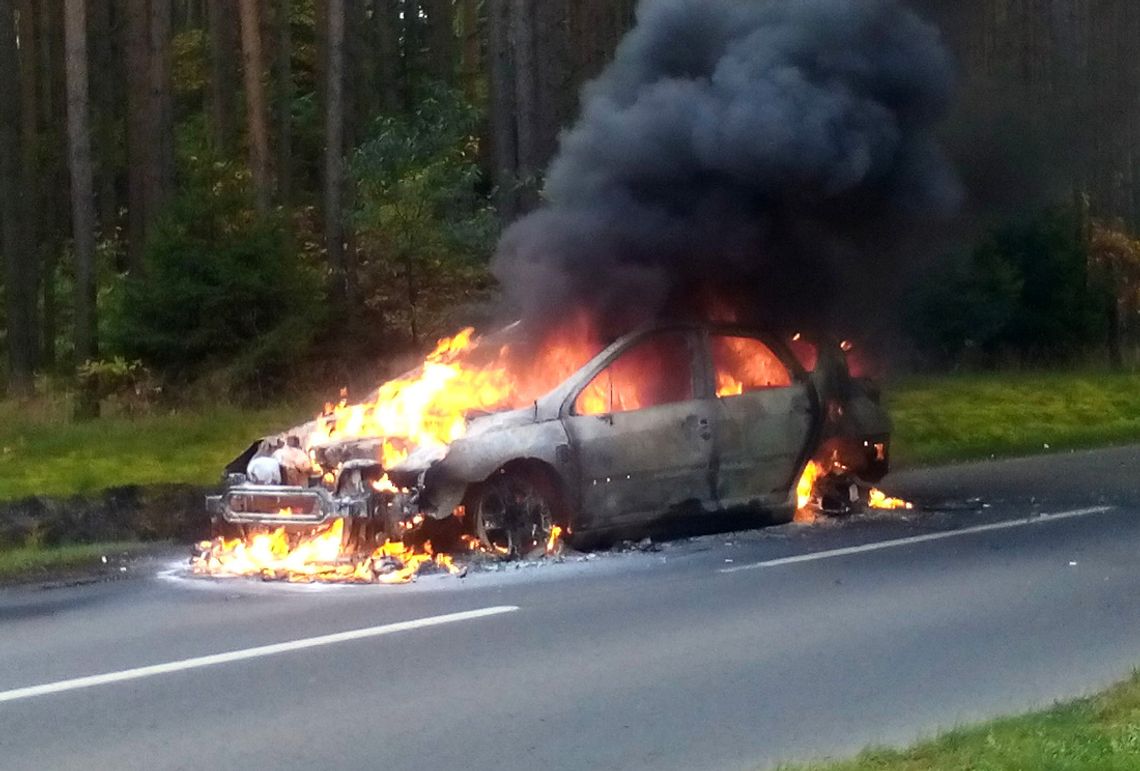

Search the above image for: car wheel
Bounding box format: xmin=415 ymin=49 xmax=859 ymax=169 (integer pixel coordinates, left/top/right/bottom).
xmin=472 ymin=472 xmax=557 ymax=559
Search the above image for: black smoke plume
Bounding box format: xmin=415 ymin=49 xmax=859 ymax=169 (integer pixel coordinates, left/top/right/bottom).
xmin=493 ymin=0 xmax=961 ymax=339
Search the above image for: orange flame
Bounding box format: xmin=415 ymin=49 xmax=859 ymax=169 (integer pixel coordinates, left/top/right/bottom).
xmin=546 ymin=525 xmax=564 ymax=555
xmin=191 ymin=521 xmax=465 ymax=585
xmin=795 ymin=461 xmax=823 ymax=523
xmin=305 ymin=317 xmax=605 ymax=471
xmin=868 ymin=489 xmax=914 ymax=511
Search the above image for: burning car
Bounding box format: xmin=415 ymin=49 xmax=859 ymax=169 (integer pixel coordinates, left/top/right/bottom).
xmin=202 ymin=321 xmax=891 ymax=574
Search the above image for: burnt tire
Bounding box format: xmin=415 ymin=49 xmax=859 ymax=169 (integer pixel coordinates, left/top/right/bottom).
xmin=471 ymin=471 xmax=558 ymax=559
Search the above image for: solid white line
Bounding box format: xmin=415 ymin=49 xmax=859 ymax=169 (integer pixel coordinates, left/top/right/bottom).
xmin=0 ymin=606 xmax=519 ymax=704
xmin=719 ymin=506 xmax=1116 ymax=574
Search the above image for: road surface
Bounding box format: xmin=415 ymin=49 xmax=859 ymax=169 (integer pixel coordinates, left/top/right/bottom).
xmin=2 ymin=446 xmax=1139 ymax=770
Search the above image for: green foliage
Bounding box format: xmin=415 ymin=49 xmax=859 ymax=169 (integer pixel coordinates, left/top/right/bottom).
xmin=106 ymin=157 xmax=325 ymax=394
xmin=351 ymin=83 xmax=498 ymax=345
xmin=910 ymin=207 xmax=1109 ymax=366
xmin=76 ymin=357 xmax=158 ymax=416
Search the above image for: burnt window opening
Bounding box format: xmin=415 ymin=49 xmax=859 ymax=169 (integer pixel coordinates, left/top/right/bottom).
xmin=575 ymin=332 xmax=696 ymax=416
xmin=711 ymin=336 xmax=793 ymax=398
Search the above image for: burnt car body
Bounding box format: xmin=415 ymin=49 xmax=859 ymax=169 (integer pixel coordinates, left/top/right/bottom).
xmin=208 ymin=323 xmax=890 ymax=554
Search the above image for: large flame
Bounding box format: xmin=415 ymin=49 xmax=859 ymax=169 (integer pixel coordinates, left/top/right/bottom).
xmin=795 ymin=460 xmax=824 ymax=523
xmin=191 ymin=519 xmax=464 ymax=584
xmin=306 ymin=317 xmax=605 ymax=468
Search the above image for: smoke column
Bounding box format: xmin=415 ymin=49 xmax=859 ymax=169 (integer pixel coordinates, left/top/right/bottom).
xmin=492 ymin=0 xmax=961 ymax=338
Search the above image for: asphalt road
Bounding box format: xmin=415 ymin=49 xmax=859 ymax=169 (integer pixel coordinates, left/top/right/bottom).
xmin=2 ymin=446 xmax=1140 ymax=771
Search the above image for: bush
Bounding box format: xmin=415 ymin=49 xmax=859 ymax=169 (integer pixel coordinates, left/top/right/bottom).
xmin=76 ymin=357 xmax=159 ymax=416
xmin=909 ymin=206 xmax=1109 ymax=366
xmin=107 ymin=160 xmax=324 ymax=396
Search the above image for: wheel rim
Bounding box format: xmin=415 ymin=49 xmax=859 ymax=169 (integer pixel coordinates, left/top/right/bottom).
xmin=475 ymin=475 xmax=555 ymax=558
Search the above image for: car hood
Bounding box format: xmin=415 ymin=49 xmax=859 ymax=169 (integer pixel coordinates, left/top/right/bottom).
xmin=386 ymin=406 xmax=539 ymax=477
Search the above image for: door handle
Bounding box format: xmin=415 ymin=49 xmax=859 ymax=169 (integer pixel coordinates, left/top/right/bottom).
xmin=698 ymin=417 xmax=713 ymax=441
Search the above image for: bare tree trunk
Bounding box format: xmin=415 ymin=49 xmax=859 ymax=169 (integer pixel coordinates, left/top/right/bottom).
xmin=272 ymin=0 xmax=293 ymax=202
xmin=206 ymin=0 xmax=239 ymax=156
xmin=239 ymin=0 xmax=272 ymax=214
xmin=64 ymin=0 xmax=99 ymax=380
xmin=125 ymin=0 xmax=151 ymax=271
xmin=345 ymin=0 xmax=369 ymax=147
xmin=325 ymin=0 xmax=348 ymax=303
xmin=488 ymin=0 xmax=519 ymax=221
xmin=1 ymin=0 xmax=34 ymax=395
xmin=148 ymin=0 xmax=174 ymax=219
xmin=89 ymin=0 xmax=119 ymax=238
xmin=38 ymin=0 xmax=63 ymax=369
xmin=459 ymin=0 xmax=480 ymax=102
xmin=16 ymin=0 xmax=40 ymax=369
xmin=374 ymin=0 xmax=401 ymax=112
xmin=16 ymin=0 xmax=40 ymax=370
xmin=510 ymin=0 xmax=539 ymax=210
xmin=423 ymin=0 xmax=455 ymax=83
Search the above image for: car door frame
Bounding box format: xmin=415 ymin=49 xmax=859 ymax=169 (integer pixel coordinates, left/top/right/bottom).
xmin=557 ymin=325 xmax=719 ymax=531
xmin=697 ymin=326 xmax=823 ymax=511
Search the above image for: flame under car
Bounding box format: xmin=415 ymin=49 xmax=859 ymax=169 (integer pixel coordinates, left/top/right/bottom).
xmin=206 ymin=323 xmax=891 ymax=558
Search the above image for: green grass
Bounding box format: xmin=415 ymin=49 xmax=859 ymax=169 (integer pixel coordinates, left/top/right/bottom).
xmin=888 ymin=370 xmax=1140 ymax=467
xmin=0 ymin=541 xmax=159 ymax=580
xmin=0 ymin=398 xmax=309 ymax=501
xmin=786 ymin=672 xmax=1140 ymax=770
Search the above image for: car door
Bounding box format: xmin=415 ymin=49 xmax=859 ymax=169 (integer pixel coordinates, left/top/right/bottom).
xmin=706 ymin=332 xmax=815 ymax=508
xmin=561 ymin=330 xmax=717 ymax=528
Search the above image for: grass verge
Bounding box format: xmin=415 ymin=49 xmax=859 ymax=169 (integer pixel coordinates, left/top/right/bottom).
xmin=0 ymin=541 xmax=161 ymax=581
xmin=0 ymin=399 xmax=309 ymax=501
xmin=888 ymin=370 xmax=1140 ymax=467
xmin=786 ymin=671 xmax=1140 ymax=770
xmin=3 ymin=370 xmax=1140 ymax=502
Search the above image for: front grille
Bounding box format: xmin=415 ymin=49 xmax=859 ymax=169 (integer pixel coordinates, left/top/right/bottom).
xmin=222 ymin=486 xmax=329 ymax=524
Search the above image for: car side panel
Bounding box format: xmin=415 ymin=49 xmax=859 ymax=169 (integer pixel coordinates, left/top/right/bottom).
xmin=562 ymin=399 xmax=718 ymax=529
xmin=712 ymin=383 xmax=814 ymax=508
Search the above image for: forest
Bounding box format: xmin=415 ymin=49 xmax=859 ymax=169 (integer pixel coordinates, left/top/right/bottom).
xmin=2 ymin=0 xmax=1140 ymax=412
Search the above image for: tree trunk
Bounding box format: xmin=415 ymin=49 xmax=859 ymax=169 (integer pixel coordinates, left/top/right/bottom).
xmin=148 ymin=0 xmax=174 ymax=220
xmin=15 ymin=0 xmax=40 ymax=369
xmin=89 ymin=0 xmax=119 ymax=238
xmin=272 ymin=0 xmax=293 ymax=202
xmin=239 ymin=0 xmax=272 ymax=214
xmin=64 ymin=0 xmax=99 ymax=383
xmin=325 ymin=0 xmax=348 ymax=304
xmin=125 ymin=0 xmax=151 ymax=271
xmin=374 ymin=0 xmax=400 ymax=112
xmin=488 ymin=0 xmax=519 ymax=222
xmin=38 ymin=0 xmax=64 ymax=369
xmin=459 ymin=0 xmax=480 ymax=102
xmin=237 ymin=0 xmax=270 ymax=212
xmin=423 ymin=0 xmax=455 ymax=83
xmin=510 ymin=0 xmax=539 ymax=210
xmin=1 ymin=0 xmax=34 ymax=395
xmin=206 ymin=0 xmax=239 ymax=156
xmin=345 ymin=0 xmax=369 ymax=148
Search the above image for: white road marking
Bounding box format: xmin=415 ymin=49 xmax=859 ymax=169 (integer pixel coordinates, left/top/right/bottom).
xmin=0 ymin=606 xmax=519 ymax=704
xmin=719 ymin=506 xmax=1116 ymax=574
